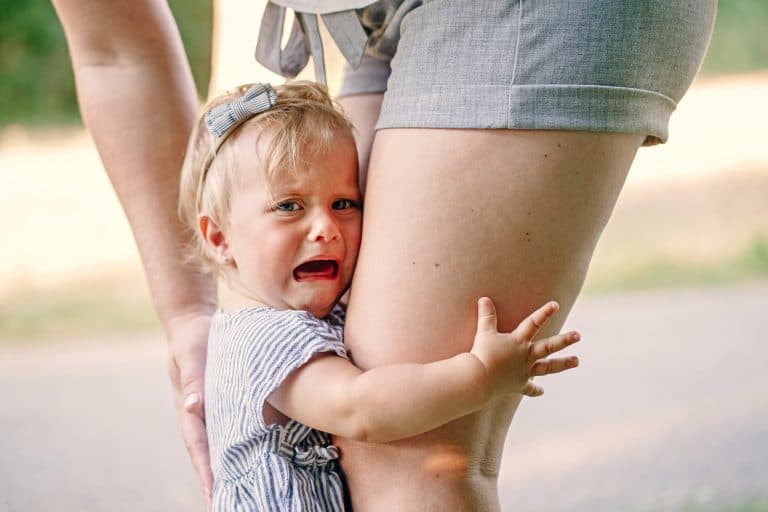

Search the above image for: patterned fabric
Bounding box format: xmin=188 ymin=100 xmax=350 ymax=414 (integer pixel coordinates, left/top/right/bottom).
xmin=205 ymin=305 xmax=348 ymax=511
xmin=355 ymin=0 xmax=405 ymax=61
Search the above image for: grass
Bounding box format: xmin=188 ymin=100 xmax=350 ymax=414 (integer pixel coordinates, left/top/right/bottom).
xmin=681 ymin=495 xmax=768 ymax=512
xmin=584 ymin=237 xmax=768 ymax=294
xmin=0 ymin=270 xmax=159 ymax=341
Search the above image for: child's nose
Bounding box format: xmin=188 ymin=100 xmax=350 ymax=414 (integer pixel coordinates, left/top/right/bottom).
xmin=307 ymin=210 xmax=341 ymax=242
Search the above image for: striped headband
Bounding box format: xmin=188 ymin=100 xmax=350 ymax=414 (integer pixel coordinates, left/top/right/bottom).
xmin=196 ymin=83 xmax=278 ymax=210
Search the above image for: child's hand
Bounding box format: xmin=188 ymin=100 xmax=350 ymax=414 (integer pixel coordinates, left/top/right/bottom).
xmin=470 ymin=297 xmax=580 ymax=398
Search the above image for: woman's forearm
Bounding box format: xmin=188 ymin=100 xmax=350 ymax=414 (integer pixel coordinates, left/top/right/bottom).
xmin=53 ymin=0 xmax=217 ymax=328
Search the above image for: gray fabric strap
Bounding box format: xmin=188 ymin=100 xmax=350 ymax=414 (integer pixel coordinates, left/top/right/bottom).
xmin=321 ymin=10 xmax=368 ymax=71
xmin=255 ymin=2 xmax=310 ymax=79
xmin=298 ymin=11 xmax=327 ymax=85
xmin=255 ymin=1 xmax=369 ymax=85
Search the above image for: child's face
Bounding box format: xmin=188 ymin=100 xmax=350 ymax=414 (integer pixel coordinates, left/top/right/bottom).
xmin=222 ymin=127 xmax=362 ymax=318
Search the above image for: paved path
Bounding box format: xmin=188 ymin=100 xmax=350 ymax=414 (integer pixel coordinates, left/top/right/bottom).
xmin=2 ymin=284 xmax=767 ymax=511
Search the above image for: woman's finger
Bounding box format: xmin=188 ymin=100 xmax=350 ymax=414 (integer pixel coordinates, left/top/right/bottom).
xmin=184 ymin=391 xmax=204 ymax=414
xmin=177 ymin=362 xmax=211 ymax=499
xmin=178 ymin=404 xmax=214 ymax=501
xmin=513 ymin=301 xmax=559 ymax=342
xmin=530 ymin=331 xmax=580 ymax=360
xmin=167 ymin=313 xmax=213 ymax=503
xmin=530 ymin=356 xmax=579 ymax=377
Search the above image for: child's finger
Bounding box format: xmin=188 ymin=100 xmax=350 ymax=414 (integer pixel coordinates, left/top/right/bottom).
xmin=475 ymin=297 xmax=498 ymax=333
xmin=530 ymin=356 xmax=579 ymax=377
xmin=530 ymin=331 xmax=580 ymax=360
xmin=513 ymin=301 xmax=559 ymax=342
xmin=521 ymin=381 xmax=544 ymax=397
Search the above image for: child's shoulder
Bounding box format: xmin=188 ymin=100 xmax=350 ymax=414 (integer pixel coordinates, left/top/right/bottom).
xmin=210 ymin=305 xmax=347 ymax=366
xmin=212 ymin=305 xmax=343 ymax=338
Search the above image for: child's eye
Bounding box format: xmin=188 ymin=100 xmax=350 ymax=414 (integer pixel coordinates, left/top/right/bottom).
xmin=275 ymin=201 xmax=301 ymax=212
xmin=332 ymin=199 xmax=359 ymax=210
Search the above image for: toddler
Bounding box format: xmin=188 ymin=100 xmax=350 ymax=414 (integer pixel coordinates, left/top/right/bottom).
xmin=178 ymin=82 xmax=581 ymax=511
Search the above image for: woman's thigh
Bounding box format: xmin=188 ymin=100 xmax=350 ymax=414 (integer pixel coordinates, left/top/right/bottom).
xmin=345 ymin=128 xmax=644 ymax=370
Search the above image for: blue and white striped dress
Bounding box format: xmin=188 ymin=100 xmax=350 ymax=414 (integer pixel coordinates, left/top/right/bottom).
xmin=205 ymin=304 xmax=349 ymax=511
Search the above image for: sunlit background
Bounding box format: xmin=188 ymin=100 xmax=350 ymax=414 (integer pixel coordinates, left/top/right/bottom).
xmin=1 ymin=2 xmax=766 ymax=511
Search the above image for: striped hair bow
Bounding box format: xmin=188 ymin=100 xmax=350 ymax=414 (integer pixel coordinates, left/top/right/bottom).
xmin=205 ymin=83 xmax=278 ymax=137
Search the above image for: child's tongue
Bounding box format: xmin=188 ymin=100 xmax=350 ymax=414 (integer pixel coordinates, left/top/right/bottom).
xmin=294 ymin=260 xmax=337 ymax=280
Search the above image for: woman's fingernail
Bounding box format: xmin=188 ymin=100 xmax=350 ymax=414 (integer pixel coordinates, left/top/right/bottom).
xmin=184 ymin=393 xmax=200 ymax=409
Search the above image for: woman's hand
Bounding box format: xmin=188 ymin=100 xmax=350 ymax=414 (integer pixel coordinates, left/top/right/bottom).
xmin=166 ymin=311 xmax=214 ymax=505
xmin=470 ymin=298 xmax=580 ymax=398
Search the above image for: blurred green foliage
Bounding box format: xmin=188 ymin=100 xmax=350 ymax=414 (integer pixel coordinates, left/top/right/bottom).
xmin=700 ymin=0 xmax=768 ymax=75
xmin=585 ymin=236 xmax=768 ymax=294
xmin=0 ymin=0 xmax=212 ymax=127
xmin=1 ymin=2 xmax=767 ymax=128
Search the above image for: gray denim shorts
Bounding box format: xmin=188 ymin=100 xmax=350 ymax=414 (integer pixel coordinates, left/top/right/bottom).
xmin=339 ymin=0 xmax=717 ymax=145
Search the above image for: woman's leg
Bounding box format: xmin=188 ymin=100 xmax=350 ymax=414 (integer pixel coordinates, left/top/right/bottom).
xmin=340 ymin=127 xmax=643 ymax=511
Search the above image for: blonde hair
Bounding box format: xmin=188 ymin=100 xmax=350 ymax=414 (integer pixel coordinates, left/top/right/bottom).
xmin=178 ymin=81 xmax=355 ymax=274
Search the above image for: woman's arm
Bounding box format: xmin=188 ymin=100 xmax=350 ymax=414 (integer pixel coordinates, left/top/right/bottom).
xmin=268 ymin=298 xmax=579 ymax=443
xmin=51 ymin=0 xmax=216 ymax=498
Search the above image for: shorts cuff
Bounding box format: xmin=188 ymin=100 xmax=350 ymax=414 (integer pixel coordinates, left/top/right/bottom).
xmin=376 ymin=84 xmax=677 ymax=145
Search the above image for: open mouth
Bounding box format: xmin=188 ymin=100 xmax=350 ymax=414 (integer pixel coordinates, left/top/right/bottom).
xmin=293 ymin=260 xmax=339 ymax=281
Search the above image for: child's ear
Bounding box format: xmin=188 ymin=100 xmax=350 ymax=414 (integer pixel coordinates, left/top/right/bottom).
xmin=198 ymin=214 xmax=232 ymax=265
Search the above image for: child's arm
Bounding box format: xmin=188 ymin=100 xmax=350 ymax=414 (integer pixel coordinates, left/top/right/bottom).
xmin=268 ymin=297 xmax=579 ymax=443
